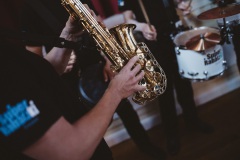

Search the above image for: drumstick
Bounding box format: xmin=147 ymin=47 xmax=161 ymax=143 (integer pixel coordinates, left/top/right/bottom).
xmin=187 ymin=0 xmax=193 ymax=9
xmin=137 ymin=0 xmax=153 ymax=31
xmin=181 ymin=0 xmax=192 ymax=11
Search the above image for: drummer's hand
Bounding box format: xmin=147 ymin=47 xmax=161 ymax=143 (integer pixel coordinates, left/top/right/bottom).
xmin=177 ymin=0 xmax=192 ymax=15
xmin=140 ymin=23 xmax=157 ymax=41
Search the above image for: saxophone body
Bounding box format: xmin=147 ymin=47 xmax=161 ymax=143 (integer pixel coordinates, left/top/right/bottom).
xmin=61 ymin=0 xmax=167 ymax=105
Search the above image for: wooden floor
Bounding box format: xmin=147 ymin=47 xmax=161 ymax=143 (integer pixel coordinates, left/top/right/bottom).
xmin=111 ymin=87 xmax=240 ymax=160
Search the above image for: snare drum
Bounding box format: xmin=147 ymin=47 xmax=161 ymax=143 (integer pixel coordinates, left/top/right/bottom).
xmin=174 ymin=27 xmax=227 ymax=81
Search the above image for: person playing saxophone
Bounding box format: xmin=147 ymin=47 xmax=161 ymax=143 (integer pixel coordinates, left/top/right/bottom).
xmin=0 ymin=1 xmax=146 ymax=160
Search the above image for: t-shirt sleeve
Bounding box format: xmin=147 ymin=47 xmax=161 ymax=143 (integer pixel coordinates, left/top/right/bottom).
xmin=0 ymin=47 xmax=63 ymax=152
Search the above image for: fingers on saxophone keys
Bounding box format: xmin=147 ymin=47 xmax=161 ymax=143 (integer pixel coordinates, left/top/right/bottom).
xmin=136 ymin=82 xmax=146 ymax=91
xmin=131 ymin=63 xmax=142 ymax=75
xmin=136 ymin=70 xmax=145 ymax=81
xmin=125 ymin=56 xmax=139 ymax=70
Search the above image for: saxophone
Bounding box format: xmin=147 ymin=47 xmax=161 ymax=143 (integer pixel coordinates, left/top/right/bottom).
xmin=61 ymin=0 xmax=167 ymax=105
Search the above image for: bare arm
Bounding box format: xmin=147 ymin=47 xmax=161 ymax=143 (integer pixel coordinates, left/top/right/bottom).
xmin=98 ymin=7 xmax=168 ymax=41
xmin=102 ymin=13 xmax=126 ymax=28
xmin=123 ymin=10 xmax=157 ymax=41
xmin=43 ymin=17 xmax=84 ymax=75
xmin=23 ymin=56 xmax=146 ymax=160
xmin=26 ymin=16 xmax=83 ymax=75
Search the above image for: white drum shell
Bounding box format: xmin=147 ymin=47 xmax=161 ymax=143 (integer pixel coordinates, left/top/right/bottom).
xmin=175 ymin=45 xmax=226 ymax=81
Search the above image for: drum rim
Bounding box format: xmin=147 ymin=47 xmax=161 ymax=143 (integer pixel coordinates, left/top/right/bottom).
xmin=180 ymin=70 xmax=225 ymax=82
xmin=174 ymin=26 xmax=220 ymax=46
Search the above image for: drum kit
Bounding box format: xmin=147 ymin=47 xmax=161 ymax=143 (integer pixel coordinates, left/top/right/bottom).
xmin=174 ymin=0 xmax=240 ymax=81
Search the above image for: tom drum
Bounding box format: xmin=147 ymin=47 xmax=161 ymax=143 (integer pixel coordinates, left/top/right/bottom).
xmin=174 ymin=26 xmax=227 ymax=81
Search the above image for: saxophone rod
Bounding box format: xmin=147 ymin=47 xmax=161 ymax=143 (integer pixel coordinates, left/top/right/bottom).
xmin=137 ymin=0 xmax=153 ymax=31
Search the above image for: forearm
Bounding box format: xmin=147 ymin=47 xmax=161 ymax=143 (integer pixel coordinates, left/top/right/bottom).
xmin=102 ymin=13 xmax=126 ymax=28
xmin=71 ymin=88 xmax=122 ymax=158
xmin=24 ymin=90 xmax=121 ymax=160
xmin=122 ymin=10 xmax=148 ymax=32
xmin=124 ymin=19 xmax=147 ymax=32
xmin=44 ymin=26 xmax=77 ymax=75
xmin=44 ymin=47 xmax=72 ymax=75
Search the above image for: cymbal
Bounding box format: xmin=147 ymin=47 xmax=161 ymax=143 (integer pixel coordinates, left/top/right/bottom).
xmin=197 ymin=3 xmax=240 ymax=20
xmin=185 ymin=32 xmax=221 ymax=51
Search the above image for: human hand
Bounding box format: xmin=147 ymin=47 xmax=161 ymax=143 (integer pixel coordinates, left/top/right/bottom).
xmin=60 ymin=4 xmax=97 ymax=41
xmin=141 ymin=23 xmax=157 ymax=41
xmin=103 ymin=56 xmax=115 ymax=82
xmin=60 ymin=16 xmax=85 ymax=42
xmin=177 ymin=0 xmax=192 ymax=15
xmin=108 ymin=56 xmax=146 ymax=99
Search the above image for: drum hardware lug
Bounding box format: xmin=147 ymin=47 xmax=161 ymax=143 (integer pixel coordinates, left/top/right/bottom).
xmin=176 ymin=48 xmax=181 ymax=55
xmin=179 ymin=70 xmax=184 ymax=75
xmin=222 ymin=60 xmax=228 ymax=70
xmin=187 ymin=72 xmax=199 ymax=77
xmin=222 ymin=60 xmax=227 ymax=66
xmin=203 ymin=71 xmax=208 ymax=76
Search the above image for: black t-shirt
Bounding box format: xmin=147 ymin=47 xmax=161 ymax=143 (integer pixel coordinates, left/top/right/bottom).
xmin=0 ymin=43 xmax=112 ymax=160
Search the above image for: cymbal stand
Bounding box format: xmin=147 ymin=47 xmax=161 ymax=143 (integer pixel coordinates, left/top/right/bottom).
xmin=220 ymin=17 xmax=232 ymax=44
xmin=218 ymin=0 xmax=232 ymax=44
xmin=218 ymin=0 xmax=227 ymax=7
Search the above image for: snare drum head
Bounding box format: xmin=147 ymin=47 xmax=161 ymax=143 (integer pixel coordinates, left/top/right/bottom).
xmin=174 ymin=26 xmax=220 ymax=46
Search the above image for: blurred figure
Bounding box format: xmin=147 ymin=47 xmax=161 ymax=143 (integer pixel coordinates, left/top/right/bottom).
xmin=116 ymin=0 xmax=214 ymax=155
xmin=20 ymin=0 xmax=166 ymax=159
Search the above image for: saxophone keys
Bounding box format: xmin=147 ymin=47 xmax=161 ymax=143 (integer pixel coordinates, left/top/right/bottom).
xmin=145 ymin=60 xmax=154 ymax=72
xmin=154 ymin=72 xmax=162 ymax=82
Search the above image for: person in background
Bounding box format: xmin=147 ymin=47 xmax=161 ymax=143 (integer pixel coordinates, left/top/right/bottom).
xmin=20 ymin=0 xmax=166 ymax=159
xmin=0 ymin=2 xmax=146 ymax=159
xmin=109 ymin=0 xmax=214 ymax=156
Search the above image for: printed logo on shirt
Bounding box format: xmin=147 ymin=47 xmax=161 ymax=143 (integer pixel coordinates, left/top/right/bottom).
xmin=0 ymin=100 xmax=40 ymax=137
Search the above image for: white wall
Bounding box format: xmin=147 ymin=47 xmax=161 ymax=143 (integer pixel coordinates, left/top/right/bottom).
xmin=104 ymin=0 xmax=240 ymax=147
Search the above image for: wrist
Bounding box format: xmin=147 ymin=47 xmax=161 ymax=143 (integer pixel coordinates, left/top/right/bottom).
xmin=60 ymin=29 xmax=77 ymax=42
xmin=135 ymin=22 xmax=145 ymax=32
xmin=105 ymin=85 xmax=123 ymax=103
